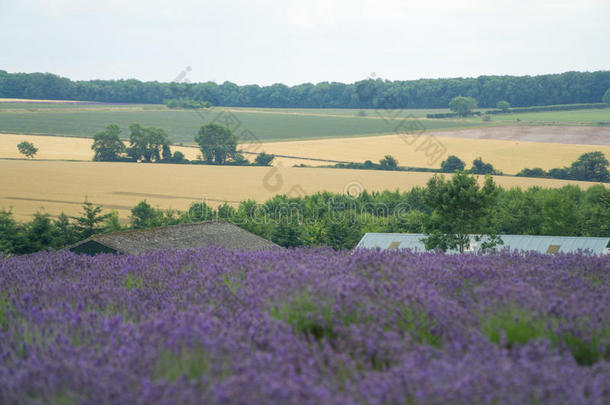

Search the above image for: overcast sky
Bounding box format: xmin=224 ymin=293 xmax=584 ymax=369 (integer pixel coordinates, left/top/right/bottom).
xmin=1 ymin=0 xmax=609 ymax=86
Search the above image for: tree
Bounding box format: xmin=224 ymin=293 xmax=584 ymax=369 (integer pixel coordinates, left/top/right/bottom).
xmin=254 ymin=152 xmax=275 ymax=166
xmin=104 ymin=211 xmax=124 ymax=233
xmin=17 ymin=141 xmax=38 ymax=158
xmin=496 ymin=100 xmax=511 ymax=112
xmin=23 ymin=212 xmax=59 ymax=253
xmin=130 ymin=200 xmax=163 ymax=229
xmin=271 ymin=220 xmax=302 ymax=247
xmin=126 ymin=124 xmax=172 ymax=162
xmin=172 ymin=151 xmax=186 ymax=163
xmin=232 ymin=153 xmax=250 ymax=165
xmin=448 ymin=96 xmax=478 ymax=116
xmin=568 ymin=151 xmax=610 ymax=182
xmin=548 ymin=167 xmax=570 ymax=180
xmin=54 ymin=213 xmax=77 ymax=247
xmin=423 ymin=172 xmax=499 ymax=253
xmin=440 ymin=155 xmax=466 ymax=173
xmin=322 ymin=216 xmax=362 ymax=250
xmin=516 ymin=168 xmax=547 ymax=178
xmin=603 ymin=89 xmax=610 ymax=104
xmin=540 ymin=192 xmax=579 ymax=235
xmin=195 ymin=123 xmax=238 ymax=164
xmin=0 ymin=209 xmax=22 ymax=254
xmin=72 ymin=200 xmax=111 ymax=239
xmin=379 ymin=155 xmax=398 ymax=170
xmin=92 ymin=124 xmax=126 ymax=161
xmin=470 ymin=157 xmax=499 ymax=175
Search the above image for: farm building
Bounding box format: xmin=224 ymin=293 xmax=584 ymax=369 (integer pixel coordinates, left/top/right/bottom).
xmin=356 ymin=233 xmax=610 ymax=255
xmin=67 ymin=221 xmax=278 ymax=256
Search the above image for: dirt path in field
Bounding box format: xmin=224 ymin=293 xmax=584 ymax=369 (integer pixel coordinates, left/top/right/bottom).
xmin=434 ymin=125 xmax=610 ymax=145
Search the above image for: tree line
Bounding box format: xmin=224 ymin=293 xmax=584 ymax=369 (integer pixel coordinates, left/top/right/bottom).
xmin=92 ymin=123 xmax=275 ymax=166
xmin=320 ymin=152 xmax=609 ymax=182
xmin=1 ymin=173 xmax=608 ymax=255
xmin=2 ymin=69 xmax=609 ymax=108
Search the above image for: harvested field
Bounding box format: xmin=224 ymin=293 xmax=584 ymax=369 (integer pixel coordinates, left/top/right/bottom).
xmin=429 ymin=125 xmax=610 ymax=146
xmin=3 ymin=129 xmax=610 ymax=174
xmin=248 ymin=130 xmax=610 ymax=174
xmin=1 ymin=160 xmax=606 ymax=221
xmin=0 ymin=134 xmax=200 ymax=161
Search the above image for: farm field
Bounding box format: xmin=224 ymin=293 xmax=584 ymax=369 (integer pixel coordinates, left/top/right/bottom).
xmin=0 ymin=101 xmax=484 ymax=143
xmin=0 ymin=134 xmax=201 ymax=161
xmin=1 ymin=160 xmax=606 ymax=221
xmin=490 ymin=108 xmax=610 ymax=126
xmin=0 ymin=99 xmax=448 ymax=116
xmin=3 ymin=131 xmax=610 ymax=175
xmin=1 ymin=248 xmax=608 ymax=403
xmin=252 ymin=130 xmax=610 ymax=174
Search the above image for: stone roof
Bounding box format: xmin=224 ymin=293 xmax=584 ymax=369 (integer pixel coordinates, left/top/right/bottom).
xmin=68 ymin=221 xmax=278 ymax=255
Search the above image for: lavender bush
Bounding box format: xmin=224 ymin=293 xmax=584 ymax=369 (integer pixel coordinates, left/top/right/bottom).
xmin=0 ymin=248 xmax=608 ymax=404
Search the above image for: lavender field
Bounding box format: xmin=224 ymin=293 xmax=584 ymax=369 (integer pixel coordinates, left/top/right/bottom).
xmin=1 ymin=248 xmax=609 ymax=404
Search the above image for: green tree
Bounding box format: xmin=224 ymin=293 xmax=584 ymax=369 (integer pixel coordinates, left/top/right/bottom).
xmin=448 ymin=96 xmax=478 ymax=116
xmin=423 ymin=172 xmax=499 ymax=252
xmin=379 ymin=155 xmax=398 ymax=170
xmin=54 ymin=213 xmax=77 ymax=247
xmin=22 ymin=212 xmax=59 ymax=253
xmin=104 ymin=211 xmax=124 ymax=233
xmin=0 ymin=209 xmax=23 ymax=254
xmin=323 ymin=216 xmax=362 ymax=250
xmin=548 ymin=167 xmax=570 ymax=179
xmin=254 ymin=152 xmax=275 ymax=166
xmin=581 ymin=185 xmax=610 ymax=236
xmin=195 ymin=123 xmax=238 ymax=164
xmin=516 ymin=168 xmax=547 ymax=178
xmin=540 ymin=192 xmax=579 ymax=235
xmin=17 ymin=141 xmax=38 ymax=158
xmin=92 ymin=124 xmax=126 ymax=161
xmin=232 ymin=152 xmax=249 ymax=165
xmin=72 ymin=200 xmax=111 ymax=239
xmin=127 ymin=124 xmax=172 ymax=162
xmin=496 ymin=100 xmax=511 ymax=112
xmin=440 ymin=155 xmax=466 ymax=173
xmin=470 ymin=157 xmax=499 ymax=175
xmin=603 ymin=89 xmax=610 ymax=104
xmin=272 ymin=220 xmax=302 ymax=247
xmin=172 ymin=151 xmax=186 ymax=163
xmin=130 ymin=200 xmax=163 ymax=229
xmin=568 ymin=151 xmax=610 ymax=182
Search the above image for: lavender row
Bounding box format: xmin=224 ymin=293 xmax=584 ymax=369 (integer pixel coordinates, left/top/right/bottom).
xmin=0 ymin=248 xmax=608 ymax=404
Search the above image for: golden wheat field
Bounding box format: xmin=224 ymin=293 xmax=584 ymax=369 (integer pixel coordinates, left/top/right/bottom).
xmin=2 ymin=131 xmax=608 ymax=174
xmin=1 ymin=160 xmax=606 ymax=221
xmin=249 ymin=134 xmax=610 ymax=174
xmin=0 ymin=134 xmax=201 ymax=161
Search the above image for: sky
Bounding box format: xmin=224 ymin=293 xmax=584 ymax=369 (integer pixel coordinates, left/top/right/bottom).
xmin=1 ymin=0 xmax=609 ymax=86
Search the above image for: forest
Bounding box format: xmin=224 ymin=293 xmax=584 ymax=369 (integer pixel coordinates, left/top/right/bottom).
xmin=1 ymin=70 xmax=609 ymax=108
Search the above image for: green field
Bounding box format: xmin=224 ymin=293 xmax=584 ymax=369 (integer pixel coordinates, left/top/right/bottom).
xmin=0 ymin=103 xmax=483 ymax=144
xmin=0 ymin=101 xmax=607 ymax=144
xmin=485 ymin=108 xmax=610 ymax=125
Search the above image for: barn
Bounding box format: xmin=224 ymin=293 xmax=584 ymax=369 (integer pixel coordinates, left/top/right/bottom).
xmin=67 ymin=221 xmax=278 ymax=256
xmin=356 ymin=233 xmax=610 ymax=255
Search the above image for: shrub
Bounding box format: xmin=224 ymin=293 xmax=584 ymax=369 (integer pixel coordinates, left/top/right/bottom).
xmin=440 ymin=155 xmax=466 ymax=173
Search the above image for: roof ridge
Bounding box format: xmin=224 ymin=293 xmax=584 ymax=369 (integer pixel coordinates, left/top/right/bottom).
xmin=92 ymin=220 xmax=230 ymax=239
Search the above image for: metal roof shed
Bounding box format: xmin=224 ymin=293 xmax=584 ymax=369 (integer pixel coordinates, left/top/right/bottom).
xmin=356 ymin=233 xmax=610 ymax=255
